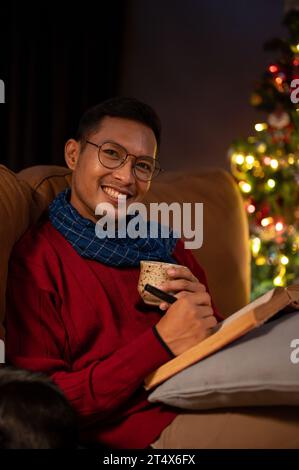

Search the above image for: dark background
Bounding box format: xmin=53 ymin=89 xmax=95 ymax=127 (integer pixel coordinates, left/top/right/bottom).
xmin=0 ymin=0 xmax=286 ymax=172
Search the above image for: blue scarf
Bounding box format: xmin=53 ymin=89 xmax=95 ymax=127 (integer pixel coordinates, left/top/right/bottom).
xmin=48 ymin=188 xmax=178 ymax=267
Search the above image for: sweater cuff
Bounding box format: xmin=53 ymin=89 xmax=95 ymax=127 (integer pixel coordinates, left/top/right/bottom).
xmin=152 ymin=326 xmax=175 ymax=359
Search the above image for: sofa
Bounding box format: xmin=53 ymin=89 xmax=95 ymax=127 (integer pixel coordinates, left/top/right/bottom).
xmin=0 ymin=164 xmax=250 ymax=340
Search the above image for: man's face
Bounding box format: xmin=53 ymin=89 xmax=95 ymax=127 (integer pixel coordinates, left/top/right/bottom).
xmin=65 ymin=116 xmax=158 ymax=222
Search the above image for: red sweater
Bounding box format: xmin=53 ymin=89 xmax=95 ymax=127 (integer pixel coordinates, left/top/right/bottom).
xmin=5 ymin=217 xmax=221 ymax=449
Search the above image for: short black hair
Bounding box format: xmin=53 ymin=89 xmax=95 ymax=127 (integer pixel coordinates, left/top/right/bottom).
xmin=0 ymin=367 xmax=78 ymax=449
xmin=75 ymin=97 xmax=161 ymax=150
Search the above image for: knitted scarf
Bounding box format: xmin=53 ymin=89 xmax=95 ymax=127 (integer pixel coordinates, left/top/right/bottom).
xmin=48 ymin=188 xmax=178 ymax=267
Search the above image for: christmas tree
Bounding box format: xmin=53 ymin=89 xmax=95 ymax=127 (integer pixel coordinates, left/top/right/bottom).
xmin=229 ymin=10 xmax=299 ymax=300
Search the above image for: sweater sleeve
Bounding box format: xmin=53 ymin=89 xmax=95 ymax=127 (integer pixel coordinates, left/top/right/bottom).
xmin=5 ymin=268 xmax=173 ymax=423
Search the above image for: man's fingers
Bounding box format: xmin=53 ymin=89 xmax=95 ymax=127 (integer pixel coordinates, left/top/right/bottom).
xmin=166 ymin=291 xmax=211 ymax=306
xmin=191 ymin=291 xmax=212 ymax=307
xmin=165 ymin=266 xmax=204 ymax=286
xmin=159 ymin=279 xmax=198 ymax=293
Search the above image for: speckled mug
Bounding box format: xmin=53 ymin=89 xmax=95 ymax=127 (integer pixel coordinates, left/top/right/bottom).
xmin=138 ymin=260 xmax=181 ymax=306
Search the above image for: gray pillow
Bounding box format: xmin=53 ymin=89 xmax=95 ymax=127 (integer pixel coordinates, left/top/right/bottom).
xmin=148 ymin=311 xmax=299 ymax=410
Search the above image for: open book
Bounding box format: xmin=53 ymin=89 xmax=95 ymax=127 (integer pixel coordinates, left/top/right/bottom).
xmin=144 ymin=284 xmax=299 ymax=390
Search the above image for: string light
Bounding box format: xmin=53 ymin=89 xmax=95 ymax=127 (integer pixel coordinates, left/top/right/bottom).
xmin=273 ymin=275 xmax=283 ymax=286
xmin=269 ymin=64 xmax=279 ymax=73
xmin=235 ymin=154 xmax=245 ymax=165
xmin=261 ymin=217 xmax=273 ymax=227
xmin=251 ymin=237 xmax=261 ymax=256
xmin=255 ymin=256 xmax=266 ymax=266
xmin=280 ymin=255 xmax=289 ymax=265
xmin=288 ymin=155 xmax=295 ymax=164
xmin=245 ymin=155 xmax=255 ymax=165
xmin=263 ymin=156 xmax=271 ymax=165
xmin=247 ymin=204 xmax=255 ymax=214
xmin=270 ymin=159 xmax=279 ymax=169
xmin=257 ymin=143 xmax=266 ymax=153
xmin=266 ymin=178 xmax=276 ymax=189
xmin=275 ymin=221 xmax=284 ymax=232
xmin=273 ymin=265 xmax=286 ymax=286
xmin=239 ymin=181 xmax=252 ymax=193
xmin=255 ymin=123 xmax=267 ymax=132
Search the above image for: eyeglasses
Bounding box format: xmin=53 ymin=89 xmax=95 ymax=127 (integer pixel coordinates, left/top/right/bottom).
xmin=86 ymin=140 xmax=162 ymax=182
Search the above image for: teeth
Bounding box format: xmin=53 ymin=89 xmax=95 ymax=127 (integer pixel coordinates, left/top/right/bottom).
xmin=102 ymin=186 xmax=128 ymax=199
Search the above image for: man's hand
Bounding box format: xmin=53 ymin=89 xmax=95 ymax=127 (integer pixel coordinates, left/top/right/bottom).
xmin=158 ymin=265 xmax=206 ymax=311
xmin=155 ymin=291 xmax=217 ymax=356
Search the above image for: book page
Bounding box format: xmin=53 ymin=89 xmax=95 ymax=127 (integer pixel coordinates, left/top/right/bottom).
xmin=216 ymin=288 xmax=277 ymax=331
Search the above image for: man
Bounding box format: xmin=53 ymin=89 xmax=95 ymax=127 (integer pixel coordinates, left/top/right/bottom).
xmin=5 ymin=98 xmax=299 ymax=449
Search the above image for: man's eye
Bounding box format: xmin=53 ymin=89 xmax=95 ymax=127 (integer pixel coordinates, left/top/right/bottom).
xmin=136 ymin=161 xmax=153 ymax=172
xmin=103 ymin=149 xmax=120 ymax=159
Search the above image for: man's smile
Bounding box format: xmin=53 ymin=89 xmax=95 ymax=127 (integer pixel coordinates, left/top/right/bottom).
xmin=101 ymin=184 xmax=135 ymax=203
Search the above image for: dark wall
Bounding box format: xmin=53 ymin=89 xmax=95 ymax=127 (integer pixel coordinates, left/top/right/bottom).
xmin=0 ymin=1 xmax=286 ymax=172
xmin=0 ymin=1 xmax=126 ymax=172
xmin=120 ymin=0 xmax=285 ymax=171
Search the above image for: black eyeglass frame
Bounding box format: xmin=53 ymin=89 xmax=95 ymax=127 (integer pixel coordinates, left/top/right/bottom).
xmin=85 ymin=140 xmax=163 ymax=181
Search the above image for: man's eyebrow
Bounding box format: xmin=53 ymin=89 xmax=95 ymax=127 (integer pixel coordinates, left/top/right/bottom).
xmin=100 ymin=139 xmax=156 ymax=158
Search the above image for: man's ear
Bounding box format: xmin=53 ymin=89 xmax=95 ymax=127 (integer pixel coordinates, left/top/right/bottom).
xmin=65 ymin=139 xmax=81 ymax=170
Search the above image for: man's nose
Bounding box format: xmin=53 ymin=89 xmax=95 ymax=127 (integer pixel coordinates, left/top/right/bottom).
xmin=112 ymin=157 xmax=135 ymax=184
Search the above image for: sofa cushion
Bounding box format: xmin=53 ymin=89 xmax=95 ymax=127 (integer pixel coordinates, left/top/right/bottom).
xmin=148 ymin=312 xmax=299 ymax=410
xmin=0 ymin=166 xmax=33 ymax=335
xmin=17 ymin=165 xmax=72 ymax=218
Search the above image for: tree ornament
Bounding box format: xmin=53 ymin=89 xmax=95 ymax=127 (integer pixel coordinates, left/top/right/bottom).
xmin=267 ymin=104 xmax=293 ymax=143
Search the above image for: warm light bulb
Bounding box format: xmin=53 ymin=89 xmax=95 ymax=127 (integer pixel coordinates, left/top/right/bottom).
xmin=245 ymin=155 xmax=255 ymax=165
xmin=296 ymin=43 xmax=299 ymax=51
xmin=239 ymin=181 xmax=252 ymax=193
xmin=263 ymin=156 xmax=271 ymax=165
xmin=261 ymin=217 xmax=273 ymax=227
xmin=247 ymin=204 xmax=255 ymax=214
xmin=257 ymin=143 xmax=266 ymax=153
xmin=270 ymin=159 xmax=279 ymax=169
xmin=273 ymin=276 xmax=283 ymax=286
xmin=280 ymin=255 xmax=289 ymax=265
xmin=275 ymin=77 xmax=283 ymax=85
xmin=251 ymin=237 xmax=261 ymax=255
xmin=255 ymin=123 xmax=267 ymax=132
xmin=267 ymin=179 xmax=276 ymax=189
xmin=269 ymin=64 xmax=278 ymax=73
xmin=235 ymin=154 xmax=244 ymax=165
xmin=288 ymin=156 xmax=295 ymax=164
xmin=255 ymin=256 xmax=266 ymax=266
xmin=275 ymin=222 xmax=284 ymax=232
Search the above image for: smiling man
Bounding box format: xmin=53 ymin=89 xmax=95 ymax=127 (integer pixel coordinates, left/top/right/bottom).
xmin=66 ymin=115 xmax=158 ymax=220
xmin=5 ymin=98 xmax=299 ymax=449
